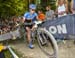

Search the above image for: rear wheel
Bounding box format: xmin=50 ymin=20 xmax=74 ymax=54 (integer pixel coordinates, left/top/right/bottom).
xmin=37 ymin=28 xmax=58 ymax=58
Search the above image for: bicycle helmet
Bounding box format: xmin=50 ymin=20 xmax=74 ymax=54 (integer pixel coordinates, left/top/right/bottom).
xmin=29 ymin=4 xmax=36 ymax=9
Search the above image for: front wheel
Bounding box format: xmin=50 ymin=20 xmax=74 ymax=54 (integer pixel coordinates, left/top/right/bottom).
xmin=37 ymin=28 xmax=58 ymax=58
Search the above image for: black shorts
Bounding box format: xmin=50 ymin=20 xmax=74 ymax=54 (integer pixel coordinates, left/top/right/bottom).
xmin=24 ymin=20 xmax=34 ymax=29
xmin=25 ymin=24 xmax=34 ymax=29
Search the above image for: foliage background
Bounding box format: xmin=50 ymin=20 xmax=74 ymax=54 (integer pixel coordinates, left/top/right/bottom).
xmin=0 ymin=0 xmax=71 ymax=18
xmin=0 ymin=0 xmax=28 ymax=18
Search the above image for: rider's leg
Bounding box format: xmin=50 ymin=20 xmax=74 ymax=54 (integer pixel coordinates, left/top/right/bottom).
xmin=31 ymin=24 xmax=37 ymax=31
xmin=26 ymin=27 xmax=31 ymax=43
xmin=26 ymin=27 xmax=34 ymax=49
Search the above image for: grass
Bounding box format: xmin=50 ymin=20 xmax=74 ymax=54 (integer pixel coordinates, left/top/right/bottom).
xmin=4 ymin=50 xmax=12 ymax=58
xmin=4 ymin=47 xmax=26 ymax=58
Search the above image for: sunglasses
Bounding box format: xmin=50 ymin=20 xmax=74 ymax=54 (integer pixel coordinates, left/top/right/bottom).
xmin=32 ymin=9 xmax=35 ymax=11
xmin=30 ymin=8 xmax=35 ymax=11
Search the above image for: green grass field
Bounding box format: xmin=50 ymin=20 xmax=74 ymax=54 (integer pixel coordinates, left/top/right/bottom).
xmin=4 ymin=50 xmax=12 ymax=58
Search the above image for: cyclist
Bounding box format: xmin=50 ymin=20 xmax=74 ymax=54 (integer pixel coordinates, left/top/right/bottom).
xmin=23 ymin=4 xmax=38 ymax=49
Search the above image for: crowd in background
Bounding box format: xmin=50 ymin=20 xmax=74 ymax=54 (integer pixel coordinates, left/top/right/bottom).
xmin=0 ymin=16 xmax=19 ymax=35
xmin=38 ymin=0 xmax=75 ymax=21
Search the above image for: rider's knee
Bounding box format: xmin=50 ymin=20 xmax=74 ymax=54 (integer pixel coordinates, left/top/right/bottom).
xmin=26 ymin=27 xmax=31 ymax=32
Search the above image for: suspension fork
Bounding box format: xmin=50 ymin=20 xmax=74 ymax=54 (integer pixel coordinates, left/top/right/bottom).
xmin=37 ymin=28 xmax=47 ymax=45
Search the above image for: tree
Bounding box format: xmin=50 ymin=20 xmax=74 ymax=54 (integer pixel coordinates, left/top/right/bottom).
xmin=37 ymin=0 xmax=56 ymax=12
xmin=46 ymin=0 xmax=57 ymax=10
xmin=0 ymin=0 xmax=28 ymax=18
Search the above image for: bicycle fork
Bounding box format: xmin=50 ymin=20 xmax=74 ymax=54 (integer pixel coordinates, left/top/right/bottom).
xmin=38 ymin=32 xmax=47 ymax=45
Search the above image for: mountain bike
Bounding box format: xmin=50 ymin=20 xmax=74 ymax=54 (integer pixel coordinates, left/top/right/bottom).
xmin=19 ymin=21 xmax=58 ymax=58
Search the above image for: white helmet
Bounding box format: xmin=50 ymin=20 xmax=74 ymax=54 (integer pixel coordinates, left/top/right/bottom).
xmin=29 ymin=4 xmax=36 ymax=9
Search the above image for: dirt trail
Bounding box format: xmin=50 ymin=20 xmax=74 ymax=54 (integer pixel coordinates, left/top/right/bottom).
xmin=11 ymin=40 xmax=75 ymax=58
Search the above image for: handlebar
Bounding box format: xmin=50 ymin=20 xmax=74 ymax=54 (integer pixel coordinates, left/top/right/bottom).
xmin=34 ymin=21 xmax=43 ymax=25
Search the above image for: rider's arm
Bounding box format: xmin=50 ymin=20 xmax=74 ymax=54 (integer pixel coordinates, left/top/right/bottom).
xmin=36 ymin=16 xmax=39 ymax=21
xmin=23 ymin=17 xmax=25 ymax=22
xmin=23 ymin=12 xmax=28 ymax=22
xmin=33 ymin=13 xmax=38 ymax=21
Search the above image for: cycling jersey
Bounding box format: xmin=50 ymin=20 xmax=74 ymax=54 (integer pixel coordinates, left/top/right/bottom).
xmin=24 ymin=12 xmax=37 ymax=22
xmin=24 ymin=12 xmax=37 ymax=28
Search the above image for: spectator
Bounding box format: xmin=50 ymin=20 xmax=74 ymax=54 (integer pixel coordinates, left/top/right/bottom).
xmin=38 ymin=10 xmax=45 ymax=21
xmin=56 ymin=0 xmax=68 ymax=17
xmin=71 ymin=0 xmax=75 ymax=14
xmin=45 ymin=5 xmax=54 ymax=20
